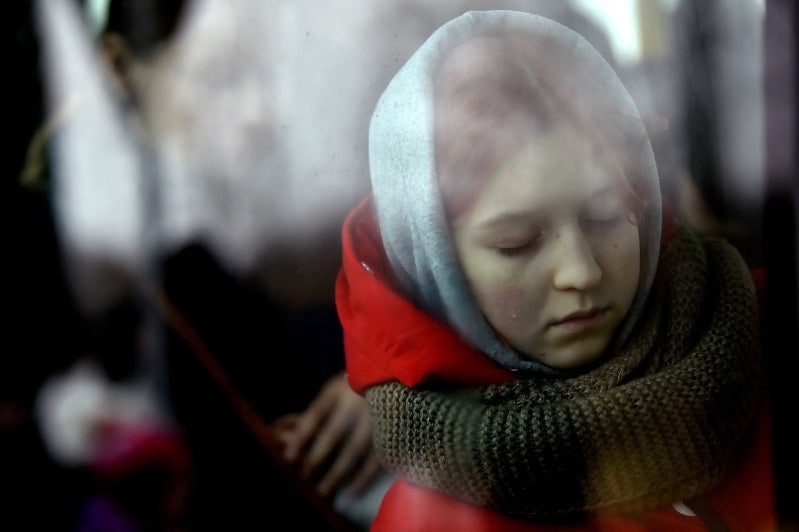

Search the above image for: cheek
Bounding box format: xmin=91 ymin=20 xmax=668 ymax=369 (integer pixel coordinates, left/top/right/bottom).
xmin=601 ymin=227 xmax=640 ymax=302
xmin=477 ymin=285 xmax=528 ymax=321
xmin=457 ymin=246 xmax=528 ymax=321
xmin=456 ymin=239 xmax=544 ymax=326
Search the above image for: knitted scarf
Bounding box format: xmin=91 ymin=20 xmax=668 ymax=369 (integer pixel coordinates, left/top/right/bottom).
xmin=365 ymin=227 xmax=761 ymax=519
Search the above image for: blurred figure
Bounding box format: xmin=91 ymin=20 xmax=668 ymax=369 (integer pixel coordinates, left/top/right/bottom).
xmin=33 ymin=0 xmax=385 ymax=529
xmin=628 ymin=0 xmax=765 ymax=266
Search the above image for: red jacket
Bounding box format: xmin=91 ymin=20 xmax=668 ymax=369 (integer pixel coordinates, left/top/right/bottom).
xmin=335 ymin=196 xmax=776 ymax=531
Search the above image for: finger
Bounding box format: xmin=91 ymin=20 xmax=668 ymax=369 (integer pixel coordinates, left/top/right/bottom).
xmin=279 ymin=374 xmax=353 ymax=467
xmin=346 ymin=453 xmax=384 ymax=496
xmin=291 ymin=404 xmax=327 ymax=444
xmin=314 ymin=415 xmax=374 ymax=496
xmin=271 ymin=413 xmax=299 ymax=431
xmin=298 ymin=402 xmax=353 ymax=480
xmin=297 ymin=376 xmax=362 ymax=477
xmin=267 ymin=414 xmax=301 ymax=460
xmin=291 ymin=376 xmax=345 ymax=446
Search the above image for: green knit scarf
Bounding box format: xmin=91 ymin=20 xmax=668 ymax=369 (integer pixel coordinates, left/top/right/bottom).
xmin=365 ymin=227 xmax=761 ymax=519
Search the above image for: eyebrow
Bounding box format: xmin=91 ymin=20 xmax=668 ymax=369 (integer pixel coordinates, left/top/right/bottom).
xmin=475 ymin=211 xmax=538 ymax=229
xmin=473 ymin=184 xmax=620 ymax=229
xmin=586 ymin=185 xmax=619 ymax=201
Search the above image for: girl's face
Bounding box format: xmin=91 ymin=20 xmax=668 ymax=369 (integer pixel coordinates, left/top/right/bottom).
xmin=452 ymin=121 xmax=640 ymax=369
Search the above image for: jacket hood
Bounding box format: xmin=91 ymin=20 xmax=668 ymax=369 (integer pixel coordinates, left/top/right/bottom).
xmin=366 ymin=10 xmax=662 ymax=374
xmin=336 ymin=197 xmax=515 ymax=392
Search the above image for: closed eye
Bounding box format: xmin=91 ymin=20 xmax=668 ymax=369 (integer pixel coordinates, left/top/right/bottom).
xmin=583 ymin=211 xmax=626 ymax=230
xmin=496 ymin=238 xmax=541 ymax=257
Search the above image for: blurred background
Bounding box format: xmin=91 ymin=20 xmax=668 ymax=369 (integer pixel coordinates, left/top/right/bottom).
xmin=4 ymin=0 xmax=796 ymax=530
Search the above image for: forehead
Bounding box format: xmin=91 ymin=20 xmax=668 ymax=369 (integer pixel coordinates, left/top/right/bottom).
xmin=434 ymin=32 xmax=645 ymax=223
xmin=463 ymin=122 xmax=621 ymax=221
xmin=437 ymin=36 xmax=511 ymax=83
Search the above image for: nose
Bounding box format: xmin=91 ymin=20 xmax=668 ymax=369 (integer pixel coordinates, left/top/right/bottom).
xmin=551 ymin=228 xmax=602 ymax=291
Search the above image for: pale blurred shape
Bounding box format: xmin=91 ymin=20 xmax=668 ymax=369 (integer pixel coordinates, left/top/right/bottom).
xmin=35 ymin=360 xmax=164 ymax=466
xmin=37 ymin=0 xmax=149 ymax=311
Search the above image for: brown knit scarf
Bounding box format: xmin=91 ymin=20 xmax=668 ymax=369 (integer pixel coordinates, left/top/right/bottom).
xmin=365 ymin=227 xmax=761 ymax=519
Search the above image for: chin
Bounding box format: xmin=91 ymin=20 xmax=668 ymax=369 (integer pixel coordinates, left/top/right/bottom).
xmin=534 ymin=342 xmax=608 ymax=370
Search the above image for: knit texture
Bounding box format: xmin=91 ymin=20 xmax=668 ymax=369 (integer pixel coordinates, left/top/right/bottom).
xmin=365 ymin=227 xmax=761 ymax=519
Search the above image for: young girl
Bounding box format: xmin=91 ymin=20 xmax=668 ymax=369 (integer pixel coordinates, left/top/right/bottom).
xmin=336 ymin=10 xmax=775 ymax=531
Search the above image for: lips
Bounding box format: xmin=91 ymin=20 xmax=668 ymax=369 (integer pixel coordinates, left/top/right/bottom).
xmin=550 ymin=307 xmax=609 ymax=333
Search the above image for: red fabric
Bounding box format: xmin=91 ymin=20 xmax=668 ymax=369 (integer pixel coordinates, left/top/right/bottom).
xmin=336 ymin=196 xmax=776 ymax=530
xmin=704 ymin=402 xmax=776 ymax=532
xmin=373 ymin=479 xmax=704 ymax=532
xmin=335 ymin=195 xmax=515 ymax=394
xmin=92 ymin=420 xmax=190 ymax=480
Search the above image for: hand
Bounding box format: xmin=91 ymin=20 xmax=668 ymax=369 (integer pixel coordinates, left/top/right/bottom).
xmin=271 ymin=371 xmax=383 ymax=498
